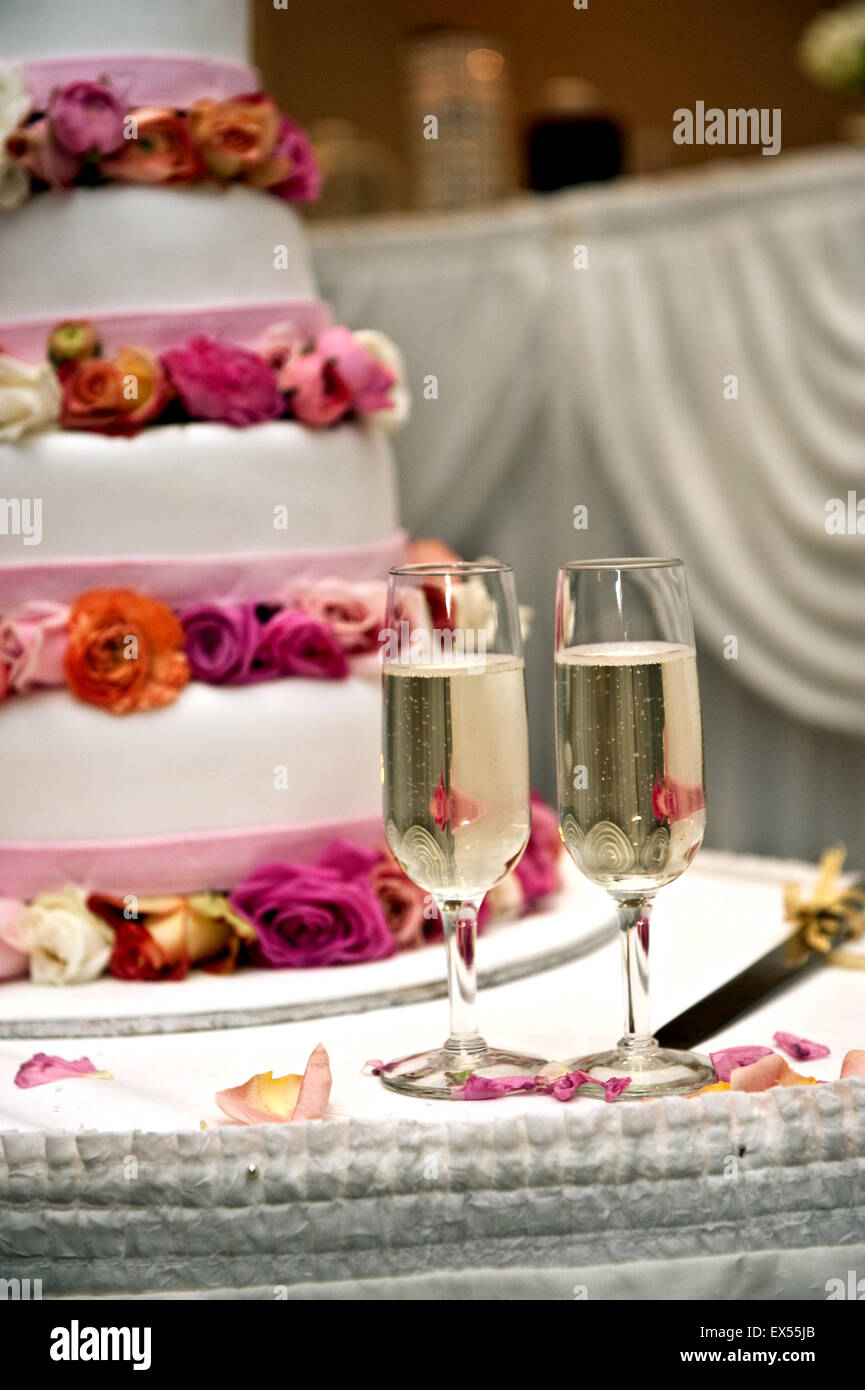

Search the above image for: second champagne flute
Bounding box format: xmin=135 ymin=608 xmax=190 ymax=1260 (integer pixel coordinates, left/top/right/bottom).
xmin=378 ymin=561 xmax=545 ymax=1099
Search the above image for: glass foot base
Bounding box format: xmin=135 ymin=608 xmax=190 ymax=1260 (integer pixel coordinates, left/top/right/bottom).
xmin=569 ymin=1040 xmax=714 ymax=1100
xmin=379 ymin=1043 xmax=547 ymax=1101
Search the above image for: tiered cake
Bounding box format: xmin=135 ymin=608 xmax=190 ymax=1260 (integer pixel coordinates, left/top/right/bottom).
xmin=0 ymin=0 xmax=406 ymax=915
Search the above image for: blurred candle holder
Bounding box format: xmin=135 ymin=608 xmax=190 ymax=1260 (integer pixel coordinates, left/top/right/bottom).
xmin=401 ymin=25 xmax=515 ymax=211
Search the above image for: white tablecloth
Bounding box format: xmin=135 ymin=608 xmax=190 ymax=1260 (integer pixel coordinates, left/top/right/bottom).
xmin=1 ymin=851 xmax=863 ymax=1299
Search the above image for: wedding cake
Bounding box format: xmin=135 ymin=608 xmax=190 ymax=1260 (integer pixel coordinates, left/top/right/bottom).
xmin=0 ymin=0 xmax=413 ymax=970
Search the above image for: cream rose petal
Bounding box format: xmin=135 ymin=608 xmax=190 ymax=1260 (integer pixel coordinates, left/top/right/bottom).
xmin=23 ymin=889 xmax=114 ymax=986
xmin=0 ymin=356 xmax=62 ymax=440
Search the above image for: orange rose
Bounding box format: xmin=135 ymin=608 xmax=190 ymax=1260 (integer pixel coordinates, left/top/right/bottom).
xmin=100 ymin=107 xmax=203 ymax=184
xmin=60 ymin=347 xmax=171 ymax=433
xmin=188 ymin=93 xmax=280 ymax=180
xmin=64 ymin=588 xmax=189 ymax=715
xmin=61 ymin=358 xmax=123 ymax=422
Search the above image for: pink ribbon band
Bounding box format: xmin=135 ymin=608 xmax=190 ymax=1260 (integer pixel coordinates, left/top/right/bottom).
xmin=23 ymin=53 xmax=259 ymax=111
xmin=0 ymin=300 xmax=332 ymax=363
xmin=0 ymin=530 xmax=408 ymax=612
xmin=0 ymin=815 xmax=385 ymax=900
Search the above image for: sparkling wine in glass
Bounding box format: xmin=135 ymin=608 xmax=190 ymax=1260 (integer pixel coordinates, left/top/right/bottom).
xmin=379 ymin=561 xmax=545 ymax=1099
xmin=555 ymin=558 xmax=714 ymax=1098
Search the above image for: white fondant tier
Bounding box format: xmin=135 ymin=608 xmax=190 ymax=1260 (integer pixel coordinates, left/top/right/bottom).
xmin=0 ymin=672 xmax=382 ymax=845
xmin=0 ymin=185 xmax=317 ymax=327
xmin=0 ymin=421 xmax=400 ymax=587
xmin=1 ymin=0 xmax=250 ymax=64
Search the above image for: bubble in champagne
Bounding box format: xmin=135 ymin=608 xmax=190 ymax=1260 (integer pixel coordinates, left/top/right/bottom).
xmin=582 ymin=820 xmax=636 ymax=874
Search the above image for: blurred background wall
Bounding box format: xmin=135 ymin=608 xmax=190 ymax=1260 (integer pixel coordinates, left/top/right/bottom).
xmin=256 ymin=0 xmax=852 ymax=204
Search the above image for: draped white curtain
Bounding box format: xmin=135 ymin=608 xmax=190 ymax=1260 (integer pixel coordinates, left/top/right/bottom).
xmin=312 ymin=148 xmax=865 ymax=862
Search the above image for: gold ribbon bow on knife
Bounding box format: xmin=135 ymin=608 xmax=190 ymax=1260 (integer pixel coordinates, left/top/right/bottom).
xmin=784 ymin=847 xmax=865 ymax=969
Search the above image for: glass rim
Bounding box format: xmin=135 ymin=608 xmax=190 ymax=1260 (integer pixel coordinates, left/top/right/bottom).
xmin=558 ymin=556 xmax=684 ymax=572
xmin=389 ymin=560 xmax=513 ymax=577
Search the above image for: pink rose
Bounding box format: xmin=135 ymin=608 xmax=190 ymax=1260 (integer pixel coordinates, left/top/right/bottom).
xmin=254 ymin=609 xmax=348 ymax=680
xmin=0 ymin=899 xmax=29 ymax=981
xmin=48 ymin=80 xmax=126 ymax=157
xmin=6 ymin=117 xmax=81 ymax=187
xmin=278 ymin=350 xmax=351 ymax=426
xmin=368 ymin=849 xmax=428 ymax=950
xmin=317 ymin=326 xmax=396 ymax=416
xmin=0 ymin=601 xmax=69 ymax=693
xmin=254 ymin=321 xmax=310 ymax=372
xmin=515 ymin=791 xmax=562 ymax=903
xmin=162 ymin=336 xmax=284 ymax=427
xmin=229 ymin=841 xmax=394 ymax=968
xmin=292 ymin=580 xmax=386 ymax=654
xmin=267 ymin=116 xmax=322 ymax=203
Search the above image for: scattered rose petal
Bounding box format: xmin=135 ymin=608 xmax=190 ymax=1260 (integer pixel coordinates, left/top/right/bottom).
xmin=216 ymin=1069 xmax=303 ymax=1124
xmin=772 ymin=1031 xmax=830 ymax=1062
xmin=730 ymin=1052 xmax=818 ymax=1091
xmin=452 ymin=1075 xmax=538 ymax=1101
xmin=602 ymin=1076 xmax=632 ymax=1102
xmin=14 ymin=1052 xmax=112 ymax=1089
xmin=537 ymin=1060 xmax=571 ymax=1081
xmin=840 ymin=1050 xmax=865 ymax=1079
xmin=215 ymin=1044 xmax=332 ymax=1124
xmin=710 ymin=1045 xmax=773 ymax=1083
xmin=290 ymin=1043 xmax=332 ymax=1120
xmin=689 ymin=1081 xmax=732 ymax=1097
xmin=363 ymin=1058 xmax=385 ymax=1076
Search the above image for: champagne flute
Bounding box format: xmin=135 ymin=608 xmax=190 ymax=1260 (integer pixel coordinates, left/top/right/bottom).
xmin=555 ymin=558 xmax=714 ymax=1098
xmin=379 ymin=561 xmax=545 ymax=1099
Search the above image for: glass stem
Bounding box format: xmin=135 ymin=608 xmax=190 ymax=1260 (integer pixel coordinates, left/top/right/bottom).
xmin=439 ymin=897 xmax=485 ymax=1059
xmin=616 ymin=896 xmax=656 ymax=1051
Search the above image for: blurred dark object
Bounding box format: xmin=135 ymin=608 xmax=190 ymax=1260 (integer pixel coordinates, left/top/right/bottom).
xmin=527 ymin=78 xmax=623 ymax=191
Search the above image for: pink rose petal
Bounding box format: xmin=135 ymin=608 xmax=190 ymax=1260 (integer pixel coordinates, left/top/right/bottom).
xmin=772 ymin=1031 xmax=830 ymax=1062
xmin=840 ymin=1050 xmax=865 ymax=1079
xmin=551 ymin=1070 xmax=631 ymax=1102
xmin=729 ymin=1052 xmax=819 ymax=1091
xmin=452 ymin=1075 xmax=538 ymax=1101
xmin=14 ymin=1052 xmax=112 ymax=1089
xmin=215 ymin=1044 xmax=332 ymax=1124
xmin=710 ymin=1046 xmax=773 ymax=1083
xmin=291 ymin=1042 xmax=332 ymax=1121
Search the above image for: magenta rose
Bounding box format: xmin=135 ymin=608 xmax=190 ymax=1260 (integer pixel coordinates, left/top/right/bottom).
xmin=229 ymin=842 xmax=394 ymax=967
xmin=180 ymin=602 xmax=261 ymax=685
xmin=317 ymin=326 xmax=396 ymax=416
xmin=162 ymin=336 xmax=284 ymax=427
xmin=0 ymin=601 xmax=69 ymax=693
xmin=515 ymin=792 xmax=562 ymax=903
xmin=48 ymin=80 xmax=126 ymax=157
xmin=292 ymin=580 xmax=386 ymax=654
xmin=278 ymin=350 xmax=352 ymax=426
xmin=254 ymin=609 xmax=348 ymax=680
xmin=6 ymin=117 xmax=81 ymax=186
xmin=269 ymin=116 xmax=322 ymax=203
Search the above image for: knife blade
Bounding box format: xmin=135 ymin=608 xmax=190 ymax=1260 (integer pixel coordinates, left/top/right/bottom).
xmin=654 ymin=920 xmax=854 ymax=1052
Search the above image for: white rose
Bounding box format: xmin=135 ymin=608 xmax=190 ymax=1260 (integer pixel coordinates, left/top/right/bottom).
xmin=353 ymin=329 xmax=411 ymax=432
xmin=22 ymin=888 xmax=114 ymax=985
xmin=0 ymin=354 xmax=61 ymax=441
xmin=0 ymin=66 xmax=30 ymax=145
